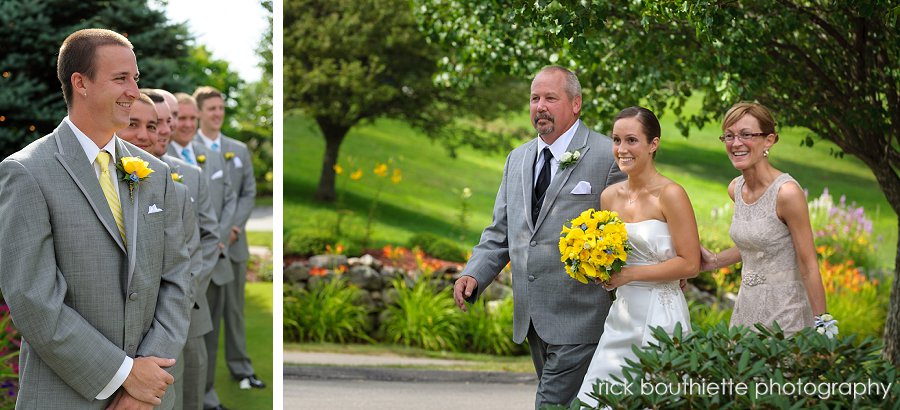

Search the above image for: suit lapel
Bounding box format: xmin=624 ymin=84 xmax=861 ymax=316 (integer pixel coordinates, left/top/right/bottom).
xmin=520 ymin=140 xmax=538 ymax=232
xmin=52 ymin=123 xmax=126 ymax=253
xmin=534 ymin=124 xmax=592 ymax=230
xmin=116 ymin=140 xmax=140 ymax=287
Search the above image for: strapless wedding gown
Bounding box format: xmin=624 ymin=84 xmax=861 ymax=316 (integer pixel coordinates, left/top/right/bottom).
xmin=575 ymin=220 xmax=691 ymax=408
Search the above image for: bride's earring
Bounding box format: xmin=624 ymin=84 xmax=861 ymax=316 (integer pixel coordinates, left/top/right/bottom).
xmin=764 ymin=149 xmax=769 ymax=157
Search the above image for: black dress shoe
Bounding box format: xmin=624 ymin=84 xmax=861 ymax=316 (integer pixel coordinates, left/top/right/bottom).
xmin=239 ymin=374 xmax=266 ymax=389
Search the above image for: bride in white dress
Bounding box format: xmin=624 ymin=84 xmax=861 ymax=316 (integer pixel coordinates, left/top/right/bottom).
xmin=575 ymin=107 xmax=701 ymax=408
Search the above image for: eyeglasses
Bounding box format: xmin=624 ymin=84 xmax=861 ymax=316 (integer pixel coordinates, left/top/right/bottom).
xmin=719 ymin=132 xmax=769 ymax=143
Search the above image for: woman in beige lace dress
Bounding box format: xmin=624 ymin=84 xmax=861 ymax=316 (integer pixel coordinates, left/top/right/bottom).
xmin=700 ymin=102 xmax=831 ymax=336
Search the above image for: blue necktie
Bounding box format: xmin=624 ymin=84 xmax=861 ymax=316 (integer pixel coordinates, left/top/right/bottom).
xmin=181 ymin=147 xmax=195 ymax=165
xmin=211 ymin=142 xmax=219 ymax=152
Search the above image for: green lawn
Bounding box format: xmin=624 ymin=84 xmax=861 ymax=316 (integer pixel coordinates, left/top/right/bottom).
xmin=285 ymin=108 xmax=897 ymax=269
xmin=212 ymin=281 xmax=273 ymax=409
xmin=246 ymin=230 xmax=273 ymax=249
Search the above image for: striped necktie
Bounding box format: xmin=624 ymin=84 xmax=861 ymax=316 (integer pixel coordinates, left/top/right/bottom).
xmin=96 ymin=151 xmax=126 ymax=246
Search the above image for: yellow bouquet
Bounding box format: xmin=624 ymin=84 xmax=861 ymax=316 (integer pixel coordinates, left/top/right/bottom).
xmin=559 ymin=209 xmax=631 ymax=297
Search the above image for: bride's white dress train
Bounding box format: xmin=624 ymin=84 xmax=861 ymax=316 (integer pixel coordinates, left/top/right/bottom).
xmin=575 ymin=220 xmax=691 ymax=407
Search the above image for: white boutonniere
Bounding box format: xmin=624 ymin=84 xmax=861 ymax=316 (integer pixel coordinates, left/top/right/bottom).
xmin=559 ymin=150 xmax=581 ymax=170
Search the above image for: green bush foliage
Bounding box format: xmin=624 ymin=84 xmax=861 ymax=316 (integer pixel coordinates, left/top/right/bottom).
xmin=283 ymin=279 xmax=372 ymax=343
xmin=457 ymin=296 xmax=525 ymax=356
xmin=408 ymin=232 xmax=468 ymax=262
xmin=380 ymin=276 xmax=460 ymax=351
xmin=283 ymin=231 xmax=336 ymax=257
xmin=563 ymin=323 xmax=898 ymax=409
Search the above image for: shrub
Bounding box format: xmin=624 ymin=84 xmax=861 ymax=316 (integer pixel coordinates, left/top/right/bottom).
xmin=283 ymin=230 xmax=335 ymax=256
xmin=456 ymin=296 xmax=526 ymax=356
xmin=408 ymin=232 xmax=468 ymax=262
xmin=380 ymin=276 xmax=459 ymax=351
xmin=687 ymin=300 xmax=732 ymax=330
xmin=0 ymin=304 xmax=19 ymax=405
xmin=561 ymin=323 xmax=898 ymax=409
xmin=283 ymin=279 xmax=372 ymax=343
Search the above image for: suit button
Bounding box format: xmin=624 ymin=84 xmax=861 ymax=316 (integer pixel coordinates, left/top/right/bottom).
xmin=129 ymin=292 xmax=138 ymax=301
xmin=530 ymin=241 xmax=537 ymax=247
xmin=528 ymin=275 xmax=536 ymax=282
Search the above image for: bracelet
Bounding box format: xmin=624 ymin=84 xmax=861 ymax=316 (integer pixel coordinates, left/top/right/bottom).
xmin=713 ymin=253 xmax=719 ymax=269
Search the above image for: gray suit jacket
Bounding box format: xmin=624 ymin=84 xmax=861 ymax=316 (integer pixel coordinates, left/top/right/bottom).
xmin=162 ymin=155 xmax=219 ymax=338
xmin=0 ymin=121 xmax=192 ymax=409
xmin=167 ymin=142 xmax=237 ymax=285
xmin=462 ymin=122 xmax=625 ymax=345
xmin=218 ymin=135 xmax=256 ymax=263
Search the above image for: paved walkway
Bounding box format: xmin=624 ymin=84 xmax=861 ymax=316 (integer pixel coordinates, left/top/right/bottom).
xmin=284 ymin=351 xmax=537 ymax=409
xmin=246 ymin=205 xmax=272 ymax=232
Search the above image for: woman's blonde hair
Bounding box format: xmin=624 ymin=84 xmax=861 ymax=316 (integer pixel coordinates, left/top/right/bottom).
xmin=722 ymin=102 xmax=779 ymax=143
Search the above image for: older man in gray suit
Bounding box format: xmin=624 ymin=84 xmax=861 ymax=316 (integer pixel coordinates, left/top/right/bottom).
xmin=0 ymin=29 xmax=191 ymax=409
xmin=453 ymin=66 xmax=624 ymax=409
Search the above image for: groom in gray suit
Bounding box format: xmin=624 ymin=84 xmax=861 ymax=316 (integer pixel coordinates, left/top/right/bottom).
xmin=0 ymin=29 xmax=191 ymax=409
xmin=453 ymin=66 xmax=624 ymax=409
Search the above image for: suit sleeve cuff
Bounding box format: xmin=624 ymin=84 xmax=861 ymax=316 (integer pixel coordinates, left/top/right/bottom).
xmin=95 ymin=356 xmax=133 ymax=400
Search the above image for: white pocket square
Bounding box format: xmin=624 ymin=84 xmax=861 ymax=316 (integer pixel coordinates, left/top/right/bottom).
xmin=570 ymin=181 xmax=592 ymax=195
xmin=211 ymin=170 xmax=224 ymax=180
xmin=148 ymin=204 xmax=163 ymax=214
xmin=233 ymin=157 xmax=243 ymax=168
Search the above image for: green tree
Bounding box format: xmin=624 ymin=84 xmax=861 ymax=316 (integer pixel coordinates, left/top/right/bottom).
xmin=416 ymin=0 xmax=900 ymax=364
xmin=0 ymin=0 xmax=191 ymax=158
xmin=284 ymin=0 xmax=526 ymax=202
xmin=230 ymin=0 xmax=274 ymax=195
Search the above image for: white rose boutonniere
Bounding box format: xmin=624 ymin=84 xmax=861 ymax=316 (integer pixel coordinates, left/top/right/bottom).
xmin=559 ymin=150 xmax=581 ymax=170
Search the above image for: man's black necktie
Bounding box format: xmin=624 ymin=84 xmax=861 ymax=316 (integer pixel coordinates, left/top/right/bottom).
xmin=532 ymin=147 xmax=552 ymax=224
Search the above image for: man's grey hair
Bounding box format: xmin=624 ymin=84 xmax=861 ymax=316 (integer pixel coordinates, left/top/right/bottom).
xmin=538 ymin=65 xmax=582 ymax=100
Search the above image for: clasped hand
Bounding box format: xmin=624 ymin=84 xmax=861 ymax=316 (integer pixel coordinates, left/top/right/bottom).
xmin=111 ymin=356 xmax=175 ymax=409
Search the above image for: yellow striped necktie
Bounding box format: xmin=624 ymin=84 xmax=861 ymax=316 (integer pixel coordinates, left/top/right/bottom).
xmin=96 ymin=151 xmax=126 ymax=246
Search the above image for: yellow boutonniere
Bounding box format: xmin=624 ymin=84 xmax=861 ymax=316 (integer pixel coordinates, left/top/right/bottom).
xmin=171 ymin=172 xmax=184 ymax=183
xmin=116 ymin=156 xmax=154 ymax=199
xmin=196 ymin=154 xmax=206 ymax=164
xmin=224 ymin=151 xmax=235 ymax=160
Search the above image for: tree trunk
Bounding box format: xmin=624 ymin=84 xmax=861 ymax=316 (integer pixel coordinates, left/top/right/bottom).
xmin=314 ymin=118 xmax=350 ymax=202
xmin=868 ymin=155 xmax=900 ymax=366
xmin=883 ymin=221 xmax=900 ymax=366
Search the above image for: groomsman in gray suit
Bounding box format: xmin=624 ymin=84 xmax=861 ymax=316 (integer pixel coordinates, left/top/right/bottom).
xmin=0 ymin=29 xmax=191 ymax=409
xmin=146 ymin=89 xmax=221 ymax=410
xmin=193 ymin=86 xmax=264 ymax=392
xmin=170 ymin=93 xmax=237 ymax=410
xmin=453 ymin=66 xmax=624 ymax=409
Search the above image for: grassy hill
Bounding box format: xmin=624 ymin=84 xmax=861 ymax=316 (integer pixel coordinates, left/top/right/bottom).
xmin=285 ymin=107 xmax=897 ymax=269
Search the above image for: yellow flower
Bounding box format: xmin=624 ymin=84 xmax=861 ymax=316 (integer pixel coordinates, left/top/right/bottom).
xmin=373 ymin=163 xmax=388 ymax=177
xmin=196 ymin=154 xmax=206 ymax=164
xmin=224 ymin=151 xmax=235 ymax=160
xmin=115 ymin=156 xmax=154 ymax=199
xmin=391 ymin=169 xmax=402 ymax=184
xmin=558 ymin=207 xmax=631 ymax=286
xmin=119 ymin=157 xmax=154 ymax=179
xmin=333 ymin=164 xmax=344 ymax=175
xmin=350 ymin=169 xmax=363 ymax=181
xmin=171 ymin=172 xmax=183 ymax=183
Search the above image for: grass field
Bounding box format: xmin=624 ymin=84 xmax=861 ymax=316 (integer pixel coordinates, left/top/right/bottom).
xmin=212 ymin=281 xmax=273 ymax=409
xmin=285 ymin=106 xmax=897 ymax=269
